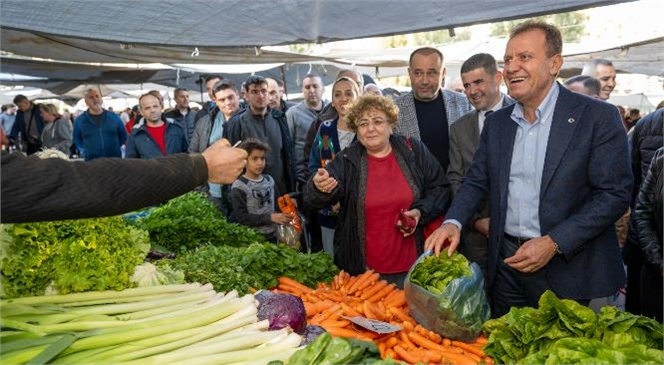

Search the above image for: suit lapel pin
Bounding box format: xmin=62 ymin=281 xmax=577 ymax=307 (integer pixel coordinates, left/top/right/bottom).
xmin=568 ymin=118 xmax=575 ymax=124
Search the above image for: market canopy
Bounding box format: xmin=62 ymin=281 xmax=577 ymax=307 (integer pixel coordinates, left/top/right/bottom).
xmin=0 ymin=0 xmax=625 ymax=64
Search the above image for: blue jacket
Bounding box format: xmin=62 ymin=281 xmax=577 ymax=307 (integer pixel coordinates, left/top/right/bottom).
xmin=125 ymin=122 xmax=188 ymax=159
xmin=73 ymin=110 xmax=127 ymax=161
xmin=447 ymin=85 xmax=632 ymax=299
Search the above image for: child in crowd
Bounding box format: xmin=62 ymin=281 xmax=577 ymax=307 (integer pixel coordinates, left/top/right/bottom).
xmin=230 ymin=138 xmax=292 ymax=242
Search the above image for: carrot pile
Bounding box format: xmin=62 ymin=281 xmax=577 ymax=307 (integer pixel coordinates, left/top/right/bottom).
xmin=275 ymin=271 xmax=493 ymax=365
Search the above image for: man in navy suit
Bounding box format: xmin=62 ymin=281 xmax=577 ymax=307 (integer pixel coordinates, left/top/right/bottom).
xmin=425 ymin=21 xmax=632 ymax=317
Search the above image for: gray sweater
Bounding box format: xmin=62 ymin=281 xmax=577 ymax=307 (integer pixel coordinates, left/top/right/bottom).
xmin=230 ymin=175 xmax=276 ymax=238
xmin=41 ymin=117 xmax=72 ymax=154
xmin=286 ymin=101 xmax=327 ymax=186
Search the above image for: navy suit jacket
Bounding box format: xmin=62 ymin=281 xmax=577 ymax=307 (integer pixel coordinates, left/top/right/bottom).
xmin=447 ymin=85 xmax=632 ymax=299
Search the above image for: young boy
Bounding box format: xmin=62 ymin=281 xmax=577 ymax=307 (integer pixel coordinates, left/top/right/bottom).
xmin=230 ymin=138 xmax=292 ymax=242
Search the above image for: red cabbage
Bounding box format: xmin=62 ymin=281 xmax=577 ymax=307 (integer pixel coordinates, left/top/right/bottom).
xmin=256 ymin=291 xmax=307 ymax=334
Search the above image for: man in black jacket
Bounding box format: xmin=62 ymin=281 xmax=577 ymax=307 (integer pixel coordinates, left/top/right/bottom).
xmin=8 ymin=94 xmax=44 ymax=155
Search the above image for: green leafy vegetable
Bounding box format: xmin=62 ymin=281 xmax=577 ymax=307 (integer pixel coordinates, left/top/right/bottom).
xmin=286 ymin=332 xmax=398 ymax=365
xmin=133 ymin=192 xmax=266 ymax=253
xmin=131 ymin=262 xmax=185 ymax=287
xmin=409 ymin=252 xmax=471 ymax=294
xmin=483 ymin=290 xmax=664 ymax=364
xmin=169 ymin=243 xmax=338 ymax=294
xmin=1 ymin=217 xmax=150 ymax=298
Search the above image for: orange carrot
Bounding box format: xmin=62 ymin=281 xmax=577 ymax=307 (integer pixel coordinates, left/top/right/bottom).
xmin=304 ymin=301 xmax=334 ymax=316
xmin=451 ymin=340 xmax=486 ymax=358
xmin=367 ymin=283 xmax=397 ymax=303
xmin=310 ymin=303 xmax=342 ymax=323
xmin=389 ymin=306 xmax=414 ymax=323
xmin=277 ymin=284 xmax=305 ymax=294
xmin=340 ymin=302 xmax=362 ymax=317
xmin=277 ymin=277 xmax=312 ymax=293
xmin=344 ymin=275 xmax=359 ymax=292
xmin=360 ymin=280 xmax=388 ymax=300
xmin=320 ymin=291 xmax=345 ymax=302
xmin=347 ymin=270 xmax=374 ymax=294
xmin=442 ymin=338 xmax=452 ymax=346
xmin=325 ymin=326 xmax=377 ymax=340
xmin=356 ymin=272 xmax=380 ymax=292
xmin=473 ymin=336 xmax=489 ymax=345
xmin=408 ymin=331 xmax=448 ymax=352
xmin=439 ymin=351 xmax=480 ymax=365
xmin=483 ymin=355 xmax=495 ymax=365
xmin=378 ymin=342 xmax=387 ymax=358
xmin=320 ymin=319 xmax=351 ymax=328
xmin=401 ymin=320 xmax=415 ymax=332
xmin=362 ymin=301 xmax=378 ymax=320
xmin=428 ymin=330 xmax=443 ymax=344
xmin=385 ymin=348 xmax=397 ymax=361
xmin=399 ymin=330 xmax=416 ymax=349
xmin=385 ymin=291 xmax=406 ymax=308
xmin=393 ymin=344 xmax=423 ymax=364
xmin=385 ymin=336 xmax=398 ymax=349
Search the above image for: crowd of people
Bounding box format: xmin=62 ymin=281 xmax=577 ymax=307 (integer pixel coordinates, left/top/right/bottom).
xmin=1 ymin=20 xmax=662 ymax=322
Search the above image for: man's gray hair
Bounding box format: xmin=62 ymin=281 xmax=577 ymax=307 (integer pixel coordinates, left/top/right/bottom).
xmin=581 ymin=59 xmax=614 ymax=76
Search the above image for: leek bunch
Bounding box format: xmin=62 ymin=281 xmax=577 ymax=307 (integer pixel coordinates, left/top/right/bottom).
xmin=0 ymin=283 xmax=302 ymax=364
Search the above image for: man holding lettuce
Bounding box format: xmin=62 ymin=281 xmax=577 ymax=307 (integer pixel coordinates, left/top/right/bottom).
xmin=425 ymin=21 xmax=632 ymax=317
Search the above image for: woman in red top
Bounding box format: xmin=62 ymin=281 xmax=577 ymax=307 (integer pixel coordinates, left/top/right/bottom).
xmin=303 ymin=95 xmax=450 ymax=287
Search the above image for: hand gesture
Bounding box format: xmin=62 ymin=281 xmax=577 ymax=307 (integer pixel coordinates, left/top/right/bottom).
xmin=397 ymin=209 xmax=421 ymax=236
xmin=202 ymin=139 xmax=248 ymax=184
xmin=271 ymin=213 xmax=294 ymax=225
xmin=424 ymin=223 xmax=461 ymax=256
xmin=504 ymin=235 xmax=557 ymax=273
xmin=313 ymin=168 xmax=338 ymax=193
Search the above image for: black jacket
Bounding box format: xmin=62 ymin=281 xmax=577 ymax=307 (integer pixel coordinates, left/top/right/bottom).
xmin=634 ymin=147 xmax=663 ymax=274
xmin=630 ymin=109 xmax=663 ymax=200
xmin=224 ymin=108 xmax=296 ymax=194
xmin=303 ymin=135 xmax=450 ymax=275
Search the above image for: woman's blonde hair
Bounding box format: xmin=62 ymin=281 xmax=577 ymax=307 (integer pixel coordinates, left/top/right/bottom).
xmin=346 ymin=94 xmax=399 ymax=132
xmin=39 ymin=103 xmax=60 ymax=117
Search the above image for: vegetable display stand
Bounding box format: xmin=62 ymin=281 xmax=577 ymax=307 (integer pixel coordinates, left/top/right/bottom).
xmin=276 ymin=271 xmax=494 ymax=364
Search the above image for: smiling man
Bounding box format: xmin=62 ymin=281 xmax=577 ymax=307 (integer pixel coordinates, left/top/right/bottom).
xmin=426 ymin=21 xmax=632 ymax=317
xmin=447 ymin=53 xmax=514 ymax=285
xmin=394 ymin=47 xmax=472 ymax=172
xmin=581 ymin=59 xmax=617 ymax=101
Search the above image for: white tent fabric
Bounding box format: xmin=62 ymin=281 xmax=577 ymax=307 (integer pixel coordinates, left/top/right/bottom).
xmin=0 ymin=0 xmax=626 ymax=64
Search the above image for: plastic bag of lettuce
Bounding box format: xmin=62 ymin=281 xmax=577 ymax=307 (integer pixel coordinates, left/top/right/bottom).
xmin=1 ymin=217 xmax=150 ymax=298
xmin=404 ymin=251 xmax=490 ymax=341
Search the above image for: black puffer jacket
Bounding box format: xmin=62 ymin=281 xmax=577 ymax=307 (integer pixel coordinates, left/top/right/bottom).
xmin=303 ymin=135 xmax=450 ymax=275
xmin=633 ymin=147 xmax=664 ymax=274
xmin=630 ymin=109 xmax=663 ymax=199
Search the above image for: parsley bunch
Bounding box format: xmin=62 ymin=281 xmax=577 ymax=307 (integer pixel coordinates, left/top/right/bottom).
xmin=170 ymin=243 xmax=338 ymax=294
xmin=133 ymin=192 xmax=266 ymax=253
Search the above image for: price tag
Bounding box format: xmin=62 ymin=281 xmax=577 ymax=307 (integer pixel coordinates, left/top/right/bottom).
xmin=343 ymin=316 xmax=402 ymax=334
